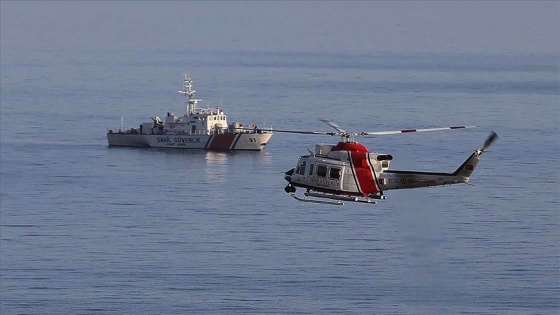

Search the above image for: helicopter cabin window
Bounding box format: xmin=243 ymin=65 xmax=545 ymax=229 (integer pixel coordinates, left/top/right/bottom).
xmin=329 ymin=167 xmax=341 ymax=179
xmin=298 ymin=160 xmax=307 ymax=175
xmin=317 ymin=165 xmax=328 ymax=178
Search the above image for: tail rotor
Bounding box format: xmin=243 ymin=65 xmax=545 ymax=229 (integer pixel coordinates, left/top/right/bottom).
xmin=481 ymin=131 xmax=499 ymax=152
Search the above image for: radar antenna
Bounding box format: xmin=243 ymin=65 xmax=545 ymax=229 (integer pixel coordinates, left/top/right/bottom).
xmin=178 ymin=72 xmax=201 ymax=115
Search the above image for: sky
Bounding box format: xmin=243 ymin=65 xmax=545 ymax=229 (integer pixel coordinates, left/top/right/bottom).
xmin=1 ymin=1 xmax=559 ymax=57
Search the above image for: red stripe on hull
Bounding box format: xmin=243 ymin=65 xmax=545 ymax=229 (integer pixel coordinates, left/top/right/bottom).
xmin=349 ymin=152 xmax=379 ymax=196
xmin=208 ymin=134 xmax=236 ymax=150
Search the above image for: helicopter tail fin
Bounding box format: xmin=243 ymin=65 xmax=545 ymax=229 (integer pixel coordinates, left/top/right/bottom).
xmin=452 ymin=131 xmax=498 ymax=178
xmin=452 ymin=151 xmax=482 ymax=178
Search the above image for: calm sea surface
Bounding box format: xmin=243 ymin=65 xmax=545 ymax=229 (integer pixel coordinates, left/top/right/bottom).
xmin=1 ymin=2 xmax=559 ymax=314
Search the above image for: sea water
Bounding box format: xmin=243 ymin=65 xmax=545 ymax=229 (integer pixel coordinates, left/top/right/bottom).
xmin=1 ymin=2 xmax=559 ymax=314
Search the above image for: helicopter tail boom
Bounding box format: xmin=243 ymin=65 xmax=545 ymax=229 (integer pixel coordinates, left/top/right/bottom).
xmin=378 ymin=132 xmax=497 ymax=191
xmin=379 ymin=151 xmax=479 ymax=190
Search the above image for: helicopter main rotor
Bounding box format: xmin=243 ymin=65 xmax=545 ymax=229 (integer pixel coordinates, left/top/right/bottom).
xmin=256 ymin=118 xmax=479 ymax=142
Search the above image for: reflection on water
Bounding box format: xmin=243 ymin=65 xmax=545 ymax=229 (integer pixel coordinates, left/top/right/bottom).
xmin=106 ymin=147 xmax=276 ymax=187
xmin=204 ymin=151 xmax=228 ymax=184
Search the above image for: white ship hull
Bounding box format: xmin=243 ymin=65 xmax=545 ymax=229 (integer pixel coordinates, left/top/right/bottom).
xmin=107 ymin=72 xmax=273 ymax=151
xmin=107 ymin=132 xmax=272 ymax=151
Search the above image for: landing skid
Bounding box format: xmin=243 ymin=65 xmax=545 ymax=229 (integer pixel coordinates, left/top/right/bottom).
xmin=290 ymin=191 xmax=377 ymax=205
xmin=291 ymin=193 xmax=345 ymax=205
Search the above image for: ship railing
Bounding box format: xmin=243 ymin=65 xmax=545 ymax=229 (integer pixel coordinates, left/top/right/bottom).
xmin=230 ymin=125 xmax=273 ymax=134
xmin=107 ymin=128 xmax=139 ymax=134
xmin=108 ymin=126 xmax=273 ymax=136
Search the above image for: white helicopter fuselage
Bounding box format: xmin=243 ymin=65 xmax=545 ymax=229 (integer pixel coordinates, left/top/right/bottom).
xmin=278 ymin=120 xmax=497 ymax=204
xmin=284 ymin=141 xmax=487 ymax=202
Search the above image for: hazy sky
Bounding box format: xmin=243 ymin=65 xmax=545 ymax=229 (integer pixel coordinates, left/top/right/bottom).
xmin=1 ymin=1 xmax=559 ymax=57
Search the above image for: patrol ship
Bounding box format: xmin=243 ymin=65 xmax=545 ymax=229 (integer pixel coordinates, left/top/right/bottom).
xmin=107 ymin=73 xmax=273 ymax=150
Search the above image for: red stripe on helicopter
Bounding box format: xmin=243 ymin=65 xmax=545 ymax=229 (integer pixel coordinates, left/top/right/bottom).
xmin=349 ymin=152 xmax=379 ymax=196
xmin=208 ymin=134 xmax=237 ymax=150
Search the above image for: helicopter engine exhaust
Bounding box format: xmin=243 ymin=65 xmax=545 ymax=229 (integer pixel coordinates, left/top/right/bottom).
xmin=376 ymin=154 xmax=393 ymax=161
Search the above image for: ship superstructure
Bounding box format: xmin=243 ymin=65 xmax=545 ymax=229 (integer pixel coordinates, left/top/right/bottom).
xmin=107 ymin=73 xmax=272 ymax=150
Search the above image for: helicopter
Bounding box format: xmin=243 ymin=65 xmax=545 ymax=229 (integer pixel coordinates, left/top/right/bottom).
xmin=267 ymin=119 xmax=498 ymax=205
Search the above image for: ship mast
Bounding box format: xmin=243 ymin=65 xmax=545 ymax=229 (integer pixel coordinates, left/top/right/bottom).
xmin=178 ymin=73 xmax=200 ymax=115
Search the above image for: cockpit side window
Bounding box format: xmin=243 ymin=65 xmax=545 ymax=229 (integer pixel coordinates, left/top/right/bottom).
xmin=317 ymin=165 xmax=327 ymax=177
xmin=298 ymin=161 xmax=307 ymax=175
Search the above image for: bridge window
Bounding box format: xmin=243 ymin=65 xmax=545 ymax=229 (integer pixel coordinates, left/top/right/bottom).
xmin=317 ymin=165 xmax=327 ymax=177
xmin=329 ymin=167 xmax=341 ymax=179
xmin=308 ymin=164 xmax=314 ymax=176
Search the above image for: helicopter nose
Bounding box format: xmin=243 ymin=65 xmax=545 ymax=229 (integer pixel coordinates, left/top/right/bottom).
xmin=284 ymin=168 xmax=294 ymax=182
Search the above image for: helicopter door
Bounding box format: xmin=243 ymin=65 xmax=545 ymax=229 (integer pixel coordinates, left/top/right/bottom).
xmin=329 ymin=167 xmax=341 ymax=180
xmin=329 ymin=166 xmax=343 ymax=190
xmin=342 ymin=168 xmax=357 ymax=192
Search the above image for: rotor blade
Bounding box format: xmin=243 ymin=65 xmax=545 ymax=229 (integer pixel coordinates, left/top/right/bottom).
xmin=481 ymin=131 xmax=499 ymax=152
xmin=319 ymin=118 xmax=346 ymax=133
xmin=268 ymin=129 xmax=337 ymax=136
xmin=360 ymin=125 xmax=479 ymax=136
xmin=233 ymin=128 xmax=337 ymax=136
